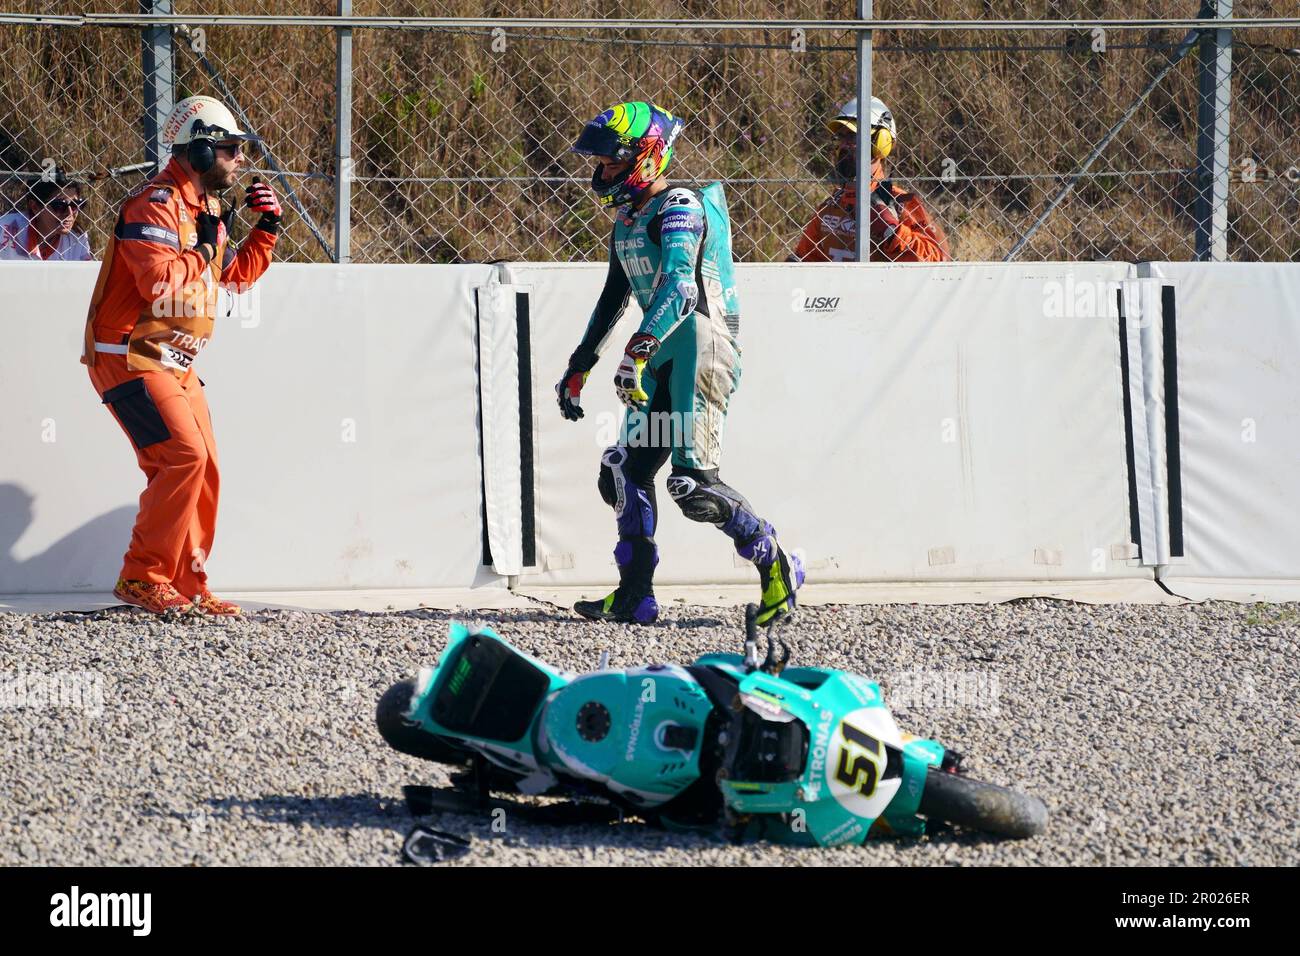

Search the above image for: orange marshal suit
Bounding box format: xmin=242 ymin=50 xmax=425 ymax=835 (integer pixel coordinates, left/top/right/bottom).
xmin=82 ymin=158 xmax=275 ymax=594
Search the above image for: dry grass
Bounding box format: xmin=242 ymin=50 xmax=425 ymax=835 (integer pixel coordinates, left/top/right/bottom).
xmin=1 ymin=1 xmax=1296 ymax=262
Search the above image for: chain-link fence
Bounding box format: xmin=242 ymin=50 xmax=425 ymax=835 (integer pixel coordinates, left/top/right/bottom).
xmin=2 ymin=2 xmax=1297 ymax=264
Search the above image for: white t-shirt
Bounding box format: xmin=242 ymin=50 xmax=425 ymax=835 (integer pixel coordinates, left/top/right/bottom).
xmin=0 ymin=210 xmax=93 ymax=261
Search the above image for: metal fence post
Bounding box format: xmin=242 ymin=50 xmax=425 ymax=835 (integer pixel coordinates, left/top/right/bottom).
xmin=855 ymin=0 xmax=872 ymax=263
xmin=140 ymin=0 xmax=174 ymax=171
xmin=1195 ymin=0 xmax=1232 ymax=261
xmin=335 ymin=0 xmax=353 ymax=264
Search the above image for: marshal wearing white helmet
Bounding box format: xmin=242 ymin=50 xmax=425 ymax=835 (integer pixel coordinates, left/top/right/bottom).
xmin=79 ymin=95 xmax=283 ymax=617
xmin=791 ymin=96 xmax=950 ymax=262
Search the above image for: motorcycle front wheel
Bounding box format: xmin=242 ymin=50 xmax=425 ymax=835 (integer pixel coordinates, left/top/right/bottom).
xmin=918 ymin=768 xmax=1048 ymax=839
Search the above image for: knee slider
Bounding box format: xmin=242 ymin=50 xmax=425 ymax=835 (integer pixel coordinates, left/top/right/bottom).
xmin=597 ymin=465 xmax=616 ymax=508
xmin=597 ymin=445 xmax=627 ymax=509
xmin=667 ymin=474 xmax=732 ymax=525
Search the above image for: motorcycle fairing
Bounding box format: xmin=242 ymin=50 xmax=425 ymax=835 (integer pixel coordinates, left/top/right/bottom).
xmin=541 ymin=664 xmax=712 ymax=808
xmin=406 ymin=623 xmax=569 ymax=773
xmin=719 ymin=669 xmax=947 ymax=846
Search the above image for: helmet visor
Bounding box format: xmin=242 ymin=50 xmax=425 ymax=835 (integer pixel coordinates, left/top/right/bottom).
xmin=572 ymin=123 xmax=633 ymax=160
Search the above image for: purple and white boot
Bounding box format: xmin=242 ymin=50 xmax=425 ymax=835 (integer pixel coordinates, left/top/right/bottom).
xmin=573 ymin=589 xmax=660 ymax=624
xmin=574 ymin=535 xmax=660 ymax=624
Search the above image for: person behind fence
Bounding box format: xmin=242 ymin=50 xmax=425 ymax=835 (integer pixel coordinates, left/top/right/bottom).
xmin=790 ymin=97 xmax=950 ymax=263
xmin=80 ymin=95 xmax=282 ymax=615
xmin=0 ymin=173 xmax=92 ymax=261
xmin=556 ymin=101 xmax=805 ymax=626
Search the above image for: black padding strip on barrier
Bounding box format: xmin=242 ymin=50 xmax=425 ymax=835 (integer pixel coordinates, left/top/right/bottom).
xmin=1162 ymin=284 xmax=1184 ymax=558
xmin=475 ymin=296 xmax=492 ymax=567
xmin=516 ymin=292 xmax=536 ymax=569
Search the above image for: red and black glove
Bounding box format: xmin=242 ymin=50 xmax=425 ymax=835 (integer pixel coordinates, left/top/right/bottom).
xmin=556 ymin=365 xmax=590 ymax=421
xmin=245 ymin=177 xmax=283 ymax=234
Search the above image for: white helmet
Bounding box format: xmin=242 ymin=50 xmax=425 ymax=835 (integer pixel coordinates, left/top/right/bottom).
xmin=827 ymin=96 xmax=896 ymax=159
xmin=162 ymin=95 xmax=257 ymax=147
xmin=827 ymin=96 xmax=895 ymax=137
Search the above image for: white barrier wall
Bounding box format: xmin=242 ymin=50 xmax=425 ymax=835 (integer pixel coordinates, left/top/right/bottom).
xmin=6 ymin=257 xmax=1298 ymax=600
xmin=1139 ymin=262 xmax=1300 ymax=598
xmin=506 ymin=261 xmax=1145 ymax=586
xmin=0 ymin=261 xmax=492 ymax=593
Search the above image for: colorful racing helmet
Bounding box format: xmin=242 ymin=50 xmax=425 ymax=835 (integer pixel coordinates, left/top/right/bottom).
xmin=572 ymin=102 xmax=684 ymax=207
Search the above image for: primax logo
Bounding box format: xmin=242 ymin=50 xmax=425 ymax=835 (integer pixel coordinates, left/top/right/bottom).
xmin=49 ymin=886 xmax=151 ymax=936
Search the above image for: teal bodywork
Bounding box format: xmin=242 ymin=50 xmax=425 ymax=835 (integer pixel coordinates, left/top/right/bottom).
xmin=540 ymin=665 xmax=712 ymax=809
xmin=403 ymin=623 xmax=947 ymax=846
xmin=403 ymin=623 xmax=569 ymax=785
xmin=699 ymin=653 xmax=947 ymax=846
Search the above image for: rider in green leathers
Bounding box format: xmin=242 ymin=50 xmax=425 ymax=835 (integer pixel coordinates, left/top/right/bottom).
xmin=556 ymin=101 xmax=804 ymax=626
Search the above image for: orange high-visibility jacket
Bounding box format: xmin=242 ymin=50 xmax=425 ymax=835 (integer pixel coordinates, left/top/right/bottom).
xmin=82 ymin=158 xmax=276 ymax=376
xmin=793 ymin=160 xmax=951 ymax=263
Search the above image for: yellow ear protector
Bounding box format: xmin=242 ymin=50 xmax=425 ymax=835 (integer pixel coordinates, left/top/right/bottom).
xmin=187 ymin=119 xmax=216 ymax=174
xmin=871 ymin=125 xmax=894 ymax=161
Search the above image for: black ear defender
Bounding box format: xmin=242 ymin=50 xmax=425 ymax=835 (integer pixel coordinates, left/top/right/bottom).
xmin=187 ymin=119 xmax=216 ymax=173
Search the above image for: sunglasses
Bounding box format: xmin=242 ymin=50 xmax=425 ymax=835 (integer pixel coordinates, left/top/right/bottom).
xmin=46 ymin=199 xmax=85 ymax=213
xmin=213 ymin=141 xmax=246 ymax=157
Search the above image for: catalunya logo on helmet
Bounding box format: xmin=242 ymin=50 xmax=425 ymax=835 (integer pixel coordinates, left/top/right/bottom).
xmin=572 ymin=101 xmax=684 ymax=208
xmin=162 ymin=95 xmax=257 ymax=148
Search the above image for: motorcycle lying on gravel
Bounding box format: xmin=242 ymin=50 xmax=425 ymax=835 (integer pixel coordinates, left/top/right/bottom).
xmin=376 ymin=606 xmax=1047 ymax=854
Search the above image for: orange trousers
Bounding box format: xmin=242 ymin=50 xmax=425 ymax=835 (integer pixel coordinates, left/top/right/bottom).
xmin=88 ymin=352 xmax=219 ymax=597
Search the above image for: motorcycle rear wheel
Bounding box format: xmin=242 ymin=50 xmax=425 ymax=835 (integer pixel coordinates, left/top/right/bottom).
xmin=376 ymin=679 xmax=472 ymax=766
xmin=918 ymin=768 xmax=1048 ymax=839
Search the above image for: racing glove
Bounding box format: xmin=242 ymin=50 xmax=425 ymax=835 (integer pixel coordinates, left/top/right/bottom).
xmin=614 ymin=333 xmax=660 ymax=411
xmin=245 ymin=177 xmax=283 ymax=235
xmin=556 ymin=366 xmax=590 ymax=421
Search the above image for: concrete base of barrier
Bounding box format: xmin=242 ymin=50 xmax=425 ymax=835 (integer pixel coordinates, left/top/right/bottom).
xmin=0 ymin=585 xmax=531 ymax=614
xmin=1155 ymin=579 xmax=1300 ymax=603
xmin=519 ymin=579 xmax=1184 ymax=607
xmin=1 ymin=578 xmax=1186 ymax=613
